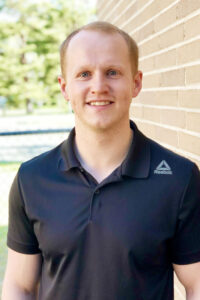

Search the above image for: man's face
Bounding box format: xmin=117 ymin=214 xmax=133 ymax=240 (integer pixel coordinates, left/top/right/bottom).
xmin=59 ymin=30 xmax=142 ymax=132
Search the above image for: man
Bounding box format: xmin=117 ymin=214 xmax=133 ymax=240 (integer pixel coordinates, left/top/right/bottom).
xmin=2 ymin=21 xmax=200 ymax=300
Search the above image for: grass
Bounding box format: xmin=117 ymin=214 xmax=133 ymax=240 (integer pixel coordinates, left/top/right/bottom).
xmin=0 ymin=162 xmax=21 ymax=172
xmin=0 ymin=162 xmax=20 ymax=294
xmin=0 ymin=225 xmax=8 ymax=294
xmin=1 ymin=106 xmax=69 ymax=118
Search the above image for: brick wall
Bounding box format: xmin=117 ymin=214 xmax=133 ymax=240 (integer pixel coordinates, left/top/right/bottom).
xmin=97 ymin=0 xmax=200 ymax=171
xmin=97 ymin=1 xmax=200 ymax=299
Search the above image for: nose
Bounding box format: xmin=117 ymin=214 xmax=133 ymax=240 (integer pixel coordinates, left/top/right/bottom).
xmin=90 ymin=72 xmax=109 ymax=95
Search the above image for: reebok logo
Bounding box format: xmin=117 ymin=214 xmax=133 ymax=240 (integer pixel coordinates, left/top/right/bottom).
xmin=154 ymin=160 xmax=173 ymax=175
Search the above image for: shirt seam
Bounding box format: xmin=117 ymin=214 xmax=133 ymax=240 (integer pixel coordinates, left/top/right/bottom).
xmin=176 ymin=163 xmax=195 ymax=224
xmin=7 ymin=234 xmax=39 ymax=247
xmin=17 ymin=165 xmax=26 ymax=209
xmin=175 ymin=248 xmax=200 ymax=256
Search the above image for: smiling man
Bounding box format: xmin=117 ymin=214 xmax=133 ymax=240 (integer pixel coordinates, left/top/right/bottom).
xmin=2 ymin=22 xmax=200 ymax=300
xmin=58 ymin=27 xmax=142 ymax=182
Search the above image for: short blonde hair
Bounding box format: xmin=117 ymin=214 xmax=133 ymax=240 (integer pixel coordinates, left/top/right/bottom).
xmin=60 ymin=21 xmax=139 ymax=78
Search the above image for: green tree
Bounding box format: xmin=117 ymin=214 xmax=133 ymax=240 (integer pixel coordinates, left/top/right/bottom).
xmin=0 ymin=0 xmax=95 ymax=112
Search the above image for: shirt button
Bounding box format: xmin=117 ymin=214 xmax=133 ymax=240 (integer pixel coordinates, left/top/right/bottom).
xmin=95 ymin=189 xmax=100 ymax=194
xmin=80 ymin=167 xmax=84 ymax=172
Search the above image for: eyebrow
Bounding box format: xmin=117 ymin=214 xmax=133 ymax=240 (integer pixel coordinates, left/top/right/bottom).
xmin=73 ymin=64 xmax=124 ymax=74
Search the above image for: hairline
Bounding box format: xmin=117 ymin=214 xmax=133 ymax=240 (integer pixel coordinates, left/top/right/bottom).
xmin=60 ymin=23 xmax=138 ymax=78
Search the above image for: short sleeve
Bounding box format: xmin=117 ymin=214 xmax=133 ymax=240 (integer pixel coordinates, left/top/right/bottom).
xmin=171 ymin=163 xmax=200 ymax=264
xmin=7 ymin=170 xmax=41 ymax=254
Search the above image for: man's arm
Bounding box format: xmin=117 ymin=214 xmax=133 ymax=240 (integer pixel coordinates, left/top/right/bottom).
xmin=173 ymin=262 xmax=200 ymax=300
xmin=2 ymin=248 xmax=42 ymax=300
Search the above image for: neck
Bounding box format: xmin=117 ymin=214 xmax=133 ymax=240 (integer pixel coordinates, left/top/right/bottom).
xmin=74 ymin=120 xmax=133 ymax=183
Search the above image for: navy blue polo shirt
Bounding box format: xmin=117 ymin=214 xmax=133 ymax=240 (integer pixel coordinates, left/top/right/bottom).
xmin=7 ymin=121 xmax=200 ymax=300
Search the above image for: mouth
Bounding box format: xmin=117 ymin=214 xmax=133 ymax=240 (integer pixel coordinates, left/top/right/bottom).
xmin=87 ymin=101 xmax=113 ymax=106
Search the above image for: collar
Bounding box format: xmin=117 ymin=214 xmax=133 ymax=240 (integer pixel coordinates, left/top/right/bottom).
xmin=121 ymin=120 xmax=150 ymax=178
xmin=58 ymin=128 xmax=80 ymax=171
xmin=58 ymin=120 xmax=150 ymax=178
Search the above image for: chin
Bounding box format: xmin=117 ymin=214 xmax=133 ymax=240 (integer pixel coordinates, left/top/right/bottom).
xmin=87 ymin=120 xmax=116 ymax=132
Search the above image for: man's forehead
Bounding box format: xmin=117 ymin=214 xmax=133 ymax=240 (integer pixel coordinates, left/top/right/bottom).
xmin=67 ymin=29 xmax=128 ymax=52
xmin=66 ymin=31 xmax=130 ymax=70
xmin=64 ymin=29 xmax=133 ymax=77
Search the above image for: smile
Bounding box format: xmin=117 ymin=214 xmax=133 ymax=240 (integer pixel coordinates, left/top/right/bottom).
xmin=87 ymin=101 xmax=113 ymax=106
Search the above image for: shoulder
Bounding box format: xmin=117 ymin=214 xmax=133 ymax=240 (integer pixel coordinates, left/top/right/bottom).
xmin=131 ymin=121 xmax=197 ymax=183
xmin=146 ymin=135 xmax=199 ymax=189
xmin=149 ymin=137 xmax=194 ymax=169
xmin=18 ymin=141 xmax=64 ymax=179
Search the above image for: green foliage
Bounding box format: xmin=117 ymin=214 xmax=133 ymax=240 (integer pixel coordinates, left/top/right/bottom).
xmin=0 ymin=0 xmax=95 ymax=110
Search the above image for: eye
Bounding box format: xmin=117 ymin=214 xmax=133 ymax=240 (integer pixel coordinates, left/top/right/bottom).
xmin=79 ymin=71 xmax=90 ymax=78
xmin=107 ymin=69 xmax=119 ymax=77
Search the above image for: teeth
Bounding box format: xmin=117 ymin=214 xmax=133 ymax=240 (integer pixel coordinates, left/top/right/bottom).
xmin=89 ymin=101 xmax=111 ymax=106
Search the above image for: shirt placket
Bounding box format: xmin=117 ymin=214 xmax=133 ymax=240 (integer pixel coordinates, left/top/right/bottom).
xmin=88 ymin=187 xmax=101 ymax=222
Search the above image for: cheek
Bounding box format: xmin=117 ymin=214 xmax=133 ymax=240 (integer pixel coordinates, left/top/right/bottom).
xmin=68 ymin=83 xmax=87 ymax=100
xmin=117 ymin=83 xmax=133 ymax=100
xmin=115 ymin=78 xmax=132 ymax=92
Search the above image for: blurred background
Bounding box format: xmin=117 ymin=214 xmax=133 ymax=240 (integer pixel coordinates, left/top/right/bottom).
xmin=0 ymin=0 xmax=96 ymax=113
xmin=0 ymin=1 xmax=200 ymax=299
xmin=0 ymin=0 xmax=96 ymax=293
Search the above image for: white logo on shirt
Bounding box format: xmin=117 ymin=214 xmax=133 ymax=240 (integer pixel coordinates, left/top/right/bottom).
xmin=154 ymin=160 xmax=173 ymax=175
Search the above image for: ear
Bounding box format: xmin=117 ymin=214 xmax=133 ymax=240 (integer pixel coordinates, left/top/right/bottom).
xmin=132 ymin=71 xmax=143 ymax=98
xmin=58 ymin=75 xmax=69 ymax=101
